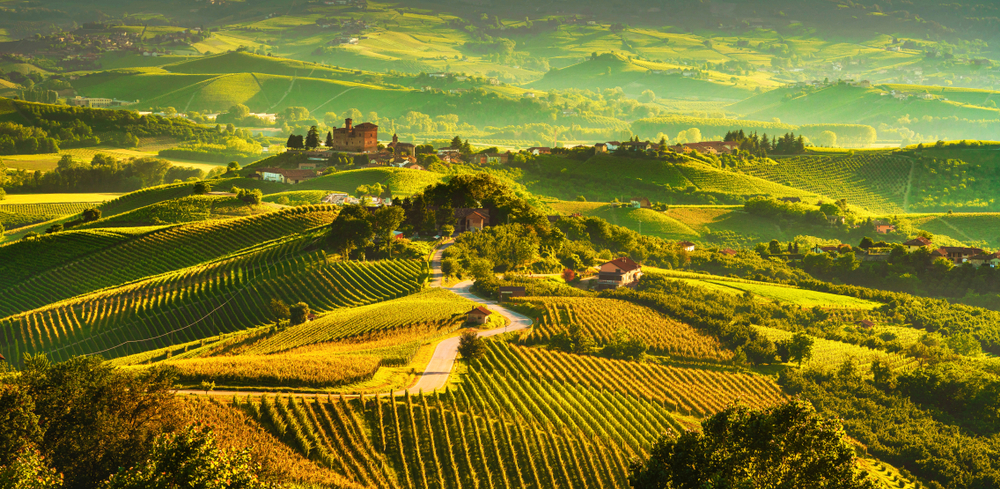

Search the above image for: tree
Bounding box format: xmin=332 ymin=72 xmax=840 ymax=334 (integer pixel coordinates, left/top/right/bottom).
xmin=629 ymin=399 xmax=877 ymax=489
xmin=816 ymin=130 xmax=837 ymax=147
xmin=268 ymin=299 xmax=290 ymax=321
xmin=859 ymin=236 xmax=874 ymax=249
xmin=768 ymin=239 xmax=783 ymax=255
xmin=789 ymin=331 xmax=815 ymax=367
xmin=440 ymin=224 xmax=455 ymax=238
xmin=562 ymin=268 xmax=576 ymax=282
xmin=131 ymin=157 xmax=171 ymax=187
xmin=99 ymin=426 xmax=275 ymax=489
xmin=289 ymin=302 xmax=310 ymax=325
xmin=305 ymin=126 xmax=321 ymax=149
xmin=457 ymin=330 xmax=484 ymax=362
xmin=0 ymin=447 xmax=62 ymax=489
xmin=45 ymin=224 xmax=63 ymax=234
xmin=82 ymin=208 xmax=102 ymax=222
xmin=601 ymin=328 xmax=647 ymax=361
xmin=193 ymin=181 xmax=211 ymax=195
xmin=236 ymin=188 xmax=262 ymax=206
xmin=7 ymin=354 xmax=181 ymax=488
xmin=551 ymin=324 xmax=594 ymax=354
xmin=371 ymin=206 xmax=406 ymax=257
xmin=450 ymin=135 xmax=463 ymax=149
xmin=327 ymin=205 xmax=376 ymax=259
xmin=325 ymin=131 xmax=334 ymax=148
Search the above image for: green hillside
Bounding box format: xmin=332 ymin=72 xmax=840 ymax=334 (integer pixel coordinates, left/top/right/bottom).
xmin=729 ymin=83 xmax=1000 ymax=140
xmin=530 ymin=52 xmax=756 ymax=101
xmin=519 ymin=153 xmax=813 ymax=204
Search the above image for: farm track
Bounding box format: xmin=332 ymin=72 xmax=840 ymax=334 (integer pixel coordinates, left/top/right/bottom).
xmin=174 ymin=243 xmax=533 ymax=398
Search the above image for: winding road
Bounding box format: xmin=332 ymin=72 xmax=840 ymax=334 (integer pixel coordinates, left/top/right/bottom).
xmin=176 ymin=243 xmax=532 ymax=397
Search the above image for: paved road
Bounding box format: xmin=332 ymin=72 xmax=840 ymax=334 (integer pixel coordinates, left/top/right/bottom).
xmin=176 ymin=243 xmax=532 ymax=397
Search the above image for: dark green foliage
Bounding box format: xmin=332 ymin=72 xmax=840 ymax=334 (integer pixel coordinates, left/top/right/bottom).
xmin=3 ymin=354 xmax=182 ymax=488
xmin=289 ymin=302 xmax=309 ymax=326
xmin=193 ymin=181 xmax=211 ymax=195
xmin=99 ymin=426 xmax=275 ymax=489
xmin=629 ymin=399 xmax=876 ymax=489
xmin=457 ymin=330 xmax=485 ymax=362
xmin=81 ymin=207 xmax=101 ymax=222
xmin=549 ymin=324 xmax=595 ymax=354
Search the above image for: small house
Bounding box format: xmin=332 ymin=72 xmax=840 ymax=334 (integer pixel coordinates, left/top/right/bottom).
xmin=527 ymin=147 xmax=551 ymax=156
xmin=903 ymin=236 xmax=933 ymax=251
xmin=594 ymin=143 xmax=608 ymax=153
xmin=873 ymin=221 xmax=896 ymax=234
xmin=856 ymin=320 xmax=875 ymax=329
xmin=596 ymin=257 xmax=643 ymax=291
xmin=941 ymin=246 xmax=985 ymax=264
xmin=629 ymin=197 xmax=651 ymax=209
xmin=499 ymin=286 xmax=526 ymax=302
xmin=720 ymin=248 xmax=738 ymax=256
xmin=455 ymin=208 xmax=490 ymax=233
xmin=467 ymin=306 xmax=493 ymax=325
xmin=677 ymin=241 xmax=696 ymax=252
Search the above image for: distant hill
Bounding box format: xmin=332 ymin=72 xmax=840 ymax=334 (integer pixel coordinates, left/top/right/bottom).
xmin=529 ymin=52 xmax=756 ymax=101
xmin=729 ymin=83 xmax=1000 ymax=141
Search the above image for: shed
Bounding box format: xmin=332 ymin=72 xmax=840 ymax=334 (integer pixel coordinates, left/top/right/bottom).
xmin=856 ymin=320 xmax=875 ymax=329
xmin=467 ymin=306 xmax=493 ymax=325
xmin=499 ymin=286 xmax=526 ymax=302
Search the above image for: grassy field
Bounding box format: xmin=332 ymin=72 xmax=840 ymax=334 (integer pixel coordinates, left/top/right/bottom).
xmin=549 ymin=202 xmax=701 ymax=240
xmin=0 ymin=193 xmax=124 ymax=204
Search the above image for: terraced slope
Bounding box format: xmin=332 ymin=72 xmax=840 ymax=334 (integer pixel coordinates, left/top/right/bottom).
xmin=0 ymin=245 xmax=427 ymax=365
xmin=743 ymin=152 xmax=911 ymax=213
xmin=0 ymin=205 xmax=337 ymax=316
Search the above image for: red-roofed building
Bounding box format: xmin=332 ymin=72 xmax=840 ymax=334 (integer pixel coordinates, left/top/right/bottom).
xmin=467 ymin=306 xmax=493 ymax=325
xmin=904 ymin=236 xmax=933 ymax=251
xmin=720 ymin=248 xmax=738 ymax=256
xmin=596 ymin=257 xmax=643 ymax=290
xmin=941 ymin=246 xmax=986 ymax=264
xmin=678 ymin=241 xmax=696 ymax=252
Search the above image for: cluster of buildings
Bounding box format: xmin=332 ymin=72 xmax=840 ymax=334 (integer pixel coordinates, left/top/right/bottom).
xmin=69 ymin=96 xmax=138 ymax=108
xmin=902 ymin=236 xmax=1000 ymax=267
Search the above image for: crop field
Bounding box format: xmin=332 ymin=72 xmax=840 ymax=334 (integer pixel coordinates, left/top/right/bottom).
xmin=744 ymin=152 xmax=911 ymax=213
xmin=0 ymin=202 xmax=91 ymax=229
xmin=677 ymin=160 xmax=816 ymax=198
xmin=240 ymin=289 xmax=474 ymax=356
xmin=901 ymin=213 xmax=1000 ymax=247
xmin=701 ymin=280 xmax=882 ymax=309
xmin=0 ymin=205 xmax=338 ymax=316
xmin=165 ymin=350 xmax=383 ymax=388
xmin=295 ymin=168 xmax=446 ymax=197
xmin=79 ymin=195 xmax=276 ymax=228
xmin=519 ymin=297 xmax=732 ymax=362
xmin=755 ymin=326 xmax=917 ymax=371
xmin=0 ymin=193 xmax=123 ymax=204
xmin=0 ymin=244 xmax=427 ymax=365
xmin=483 ymin=341 xmax=784 ymax=418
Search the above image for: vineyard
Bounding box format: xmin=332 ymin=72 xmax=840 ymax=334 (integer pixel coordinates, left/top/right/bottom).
xmin=486 ymin=341 xmax=785 ymax=417
xmin=79 ymin=194 xmax=275 ymax=228
xmin=518 ymin=297 xmax=732 ymax=362
xmin=0 ymin=243 xmax=428 ymax=365
xmin=0 ymin=202 xmax=92 ymax=229
xmin=0 ymin=205 xmax=338 ymax=316
xmin=744 ymin=153 xmax=911 ymax=213
xmin=677 ymin=160 xmax=816 ymax=198
xmin=239 ymin=288 xmax=475 ymax=356
xmin=755 ymin=326 xmax=918 ymax=371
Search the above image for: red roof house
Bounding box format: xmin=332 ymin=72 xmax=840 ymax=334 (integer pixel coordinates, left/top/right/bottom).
xmin=467 ymin=306 xmax=493 ymax=325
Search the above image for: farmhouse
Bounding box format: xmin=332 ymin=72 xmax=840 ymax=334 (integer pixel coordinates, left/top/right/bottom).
xmin=677 ymin=141 xmax=739 ymax=155
xmin=677 ymin=241 xmax=696 ymax=252
xmin=499 ymin=286 xmax=526 ymax=302
xmin=903 ymin=236 xmax=933 ymax=251
xmin=968 ymin=252 xmax=1000 ymax=268
xmin=252 ymin=168 xmax=320 ymax=184
xmin=719 ymin=248 xmax=738 ymax=256
xmin=527 ymin=147 xmax=551 ymax=155
xmin=455 ymin=208 xmax=490 ymax=233
xmin=856 ymin=320 xmax=875 ymax=329
xmin=467 ymin=306 xmax=492 ymax=325
xmin=596 ymin=257 xmax=643 ymax=291
xmin=331 ymin=119 xmax=378 ymax=153
xmin=940 ymin=246 xmax=986 ymax=264
xmin=873 ymin=221 xmax=897 ymax=234
xmin=629 ymin=197 xmax=651 ymax=209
